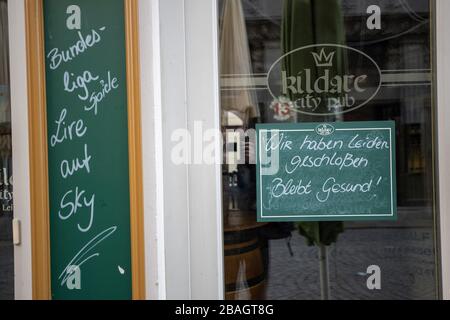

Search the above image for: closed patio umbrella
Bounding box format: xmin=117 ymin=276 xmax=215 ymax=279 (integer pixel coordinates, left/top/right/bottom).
xmin=220 ymin=0 xmax=259 ymax=125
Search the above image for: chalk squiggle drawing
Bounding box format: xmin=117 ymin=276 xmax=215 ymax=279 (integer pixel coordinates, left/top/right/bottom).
xmin=59 ymin=226 xmax=117 ymax=287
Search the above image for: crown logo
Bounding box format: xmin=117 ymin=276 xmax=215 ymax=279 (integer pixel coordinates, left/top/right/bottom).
xmin=311 ymin=49 xmax=335 ymax=67
xmin=315 ymin=124 xmax=335 ymax=136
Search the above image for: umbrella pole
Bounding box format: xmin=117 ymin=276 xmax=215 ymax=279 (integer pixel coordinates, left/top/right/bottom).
xmin=318 ymin=244 xmax=330 ymax=300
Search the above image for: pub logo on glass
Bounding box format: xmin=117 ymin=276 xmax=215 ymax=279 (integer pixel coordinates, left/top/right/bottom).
xmin=256 ymin=121 xmax=397 ymax=222
xmin=267 ymin=44 xmax=382 ymax=118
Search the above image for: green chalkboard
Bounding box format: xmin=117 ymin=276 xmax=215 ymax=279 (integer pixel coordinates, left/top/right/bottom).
xmin=256 ymin=121 xmax=397 ymax=222
xmin=43 ymin=0 xmax=132 ymax=299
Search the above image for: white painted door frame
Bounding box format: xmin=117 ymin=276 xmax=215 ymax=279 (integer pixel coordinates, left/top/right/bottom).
xmin=435 ymin=0 xmax=450 ymax=300
xmin=8 ymin=0 xmax=225 ymax=300
xmin=150 ymin=0 xmax=450 ymax=300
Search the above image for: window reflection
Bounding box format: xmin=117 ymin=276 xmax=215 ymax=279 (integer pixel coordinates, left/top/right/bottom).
xmin=219 ymin=0 xmax=437 ymax=300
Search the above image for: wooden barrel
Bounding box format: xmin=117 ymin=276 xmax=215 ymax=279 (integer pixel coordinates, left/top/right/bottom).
xmin=224 ymin=213 xmax=266 ymax=300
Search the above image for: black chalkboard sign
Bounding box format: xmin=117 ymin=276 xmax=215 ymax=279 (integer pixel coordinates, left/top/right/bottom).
xmin=43 ymin=0 xmax=132 ymax=299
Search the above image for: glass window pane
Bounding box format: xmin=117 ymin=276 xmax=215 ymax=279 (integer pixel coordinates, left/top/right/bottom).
xmin=0 ymin=0 xmax=13 ymax=301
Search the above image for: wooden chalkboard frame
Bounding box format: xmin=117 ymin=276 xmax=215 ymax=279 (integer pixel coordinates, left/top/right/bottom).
xmin=25 ymin=0 xmax=145 ymax=299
